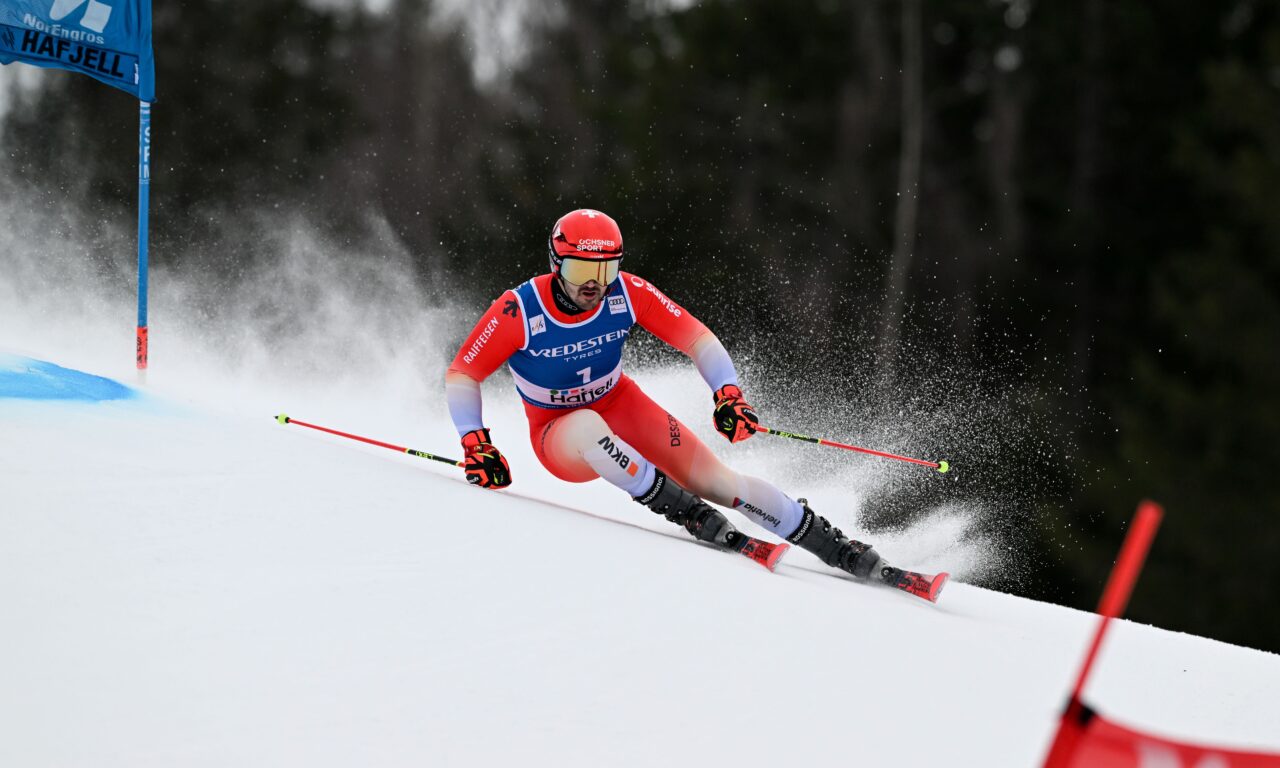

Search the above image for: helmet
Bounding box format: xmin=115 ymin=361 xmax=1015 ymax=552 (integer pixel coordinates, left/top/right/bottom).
xmin=547 ymin=209 xmax=624 ymax=286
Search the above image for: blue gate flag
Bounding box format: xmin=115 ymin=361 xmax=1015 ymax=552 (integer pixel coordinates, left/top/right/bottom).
xmin=0 ymin=0 xmax=154 ymax=101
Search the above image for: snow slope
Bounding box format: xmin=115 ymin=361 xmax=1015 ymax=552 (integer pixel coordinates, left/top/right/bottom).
xmin=2 ymin=356 xmax=1279 ymax=768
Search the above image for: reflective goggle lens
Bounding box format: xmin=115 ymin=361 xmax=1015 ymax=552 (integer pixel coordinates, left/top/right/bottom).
xmin=559 ymin=257 xmax=620 ymax=286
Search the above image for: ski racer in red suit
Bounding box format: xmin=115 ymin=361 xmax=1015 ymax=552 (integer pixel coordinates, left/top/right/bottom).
xmin=445 ymin=209 xmax=888 ymax=582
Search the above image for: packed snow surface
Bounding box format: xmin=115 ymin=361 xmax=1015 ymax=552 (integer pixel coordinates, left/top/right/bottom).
xmin=2 ymin=357 xmax=1279 ymax=767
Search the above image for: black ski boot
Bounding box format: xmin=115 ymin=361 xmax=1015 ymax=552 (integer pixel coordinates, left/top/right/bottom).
xmin=633 ymin=469 xmax=741 ymax=550
xmin=787 ymin=499 xmax=882 ymax=579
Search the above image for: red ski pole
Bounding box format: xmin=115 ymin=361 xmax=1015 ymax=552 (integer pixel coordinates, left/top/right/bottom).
xmin=755 ymin=425 xmax=950 ymax=474
xmin=274 ymin=414 xmax=464 ymax=468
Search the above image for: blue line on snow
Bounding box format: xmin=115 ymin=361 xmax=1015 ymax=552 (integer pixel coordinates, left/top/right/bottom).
xmin=0 ymin=355 xmax=137 ymax=402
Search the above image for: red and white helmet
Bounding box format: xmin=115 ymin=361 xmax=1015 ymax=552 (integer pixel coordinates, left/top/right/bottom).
xmin=547 ymin=209 xmax=624 ymax=285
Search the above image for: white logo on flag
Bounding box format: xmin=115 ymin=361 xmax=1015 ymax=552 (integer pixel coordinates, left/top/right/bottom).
xmin=530 ymin=315 xmax=547 ymax=336
xmin=608 ymin=295 xmax=627 ymax=315
xmin=50 ymin=0 xmax=112 ymax=34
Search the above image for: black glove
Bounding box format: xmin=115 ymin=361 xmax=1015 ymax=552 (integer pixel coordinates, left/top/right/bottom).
xmin=461 ymin=428 xmax=512 ymax=488
xmin=713 ymin=384 xmax=759 ymax=443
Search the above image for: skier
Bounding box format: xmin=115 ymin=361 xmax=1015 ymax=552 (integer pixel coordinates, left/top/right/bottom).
xmin=444 ymin=208 xmax=936 ymax=596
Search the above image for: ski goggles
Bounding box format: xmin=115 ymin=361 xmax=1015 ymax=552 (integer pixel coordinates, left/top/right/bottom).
xmin=558 ymin=256 xmax=621 ymax=286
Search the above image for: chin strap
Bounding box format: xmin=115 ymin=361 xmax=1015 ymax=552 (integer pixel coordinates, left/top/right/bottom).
xmin=550 ymin=275 xmax=587 ymax=315
xmin=550 ymin=274 xmax=617 ymax=315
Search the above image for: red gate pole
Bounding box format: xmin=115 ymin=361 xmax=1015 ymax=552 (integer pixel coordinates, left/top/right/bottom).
xmin=1042 ymin=500 xmax=1164 ymax=768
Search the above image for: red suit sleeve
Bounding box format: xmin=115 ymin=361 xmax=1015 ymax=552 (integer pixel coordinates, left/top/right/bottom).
xmin=623 ymin=272 xmax=712 ymax=354
xmin=447 ymin=291 xmax=525 ymax=382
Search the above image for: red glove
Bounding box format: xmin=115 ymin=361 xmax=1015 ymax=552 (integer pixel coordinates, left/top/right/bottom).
xmin=461 ymin=428 xmax=511 ymax=488
xmin=713 ymin=385 xmax=759 ymax=443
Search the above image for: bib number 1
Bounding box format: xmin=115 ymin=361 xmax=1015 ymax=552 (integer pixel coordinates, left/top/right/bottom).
xmin=577 ymin=367 xmax=591 ymax=384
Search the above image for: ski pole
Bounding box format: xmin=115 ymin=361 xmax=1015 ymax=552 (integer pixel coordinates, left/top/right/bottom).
xmin=754 ymin=426 xmax=950 ymax=474
xmin=274 ymin=414 xmax=464 ymax=468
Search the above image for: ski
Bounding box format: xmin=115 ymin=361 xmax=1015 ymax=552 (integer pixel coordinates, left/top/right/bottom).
xmin=731 ymin=534 xmax=789 ymax=571
xmin=877 ymin=566 xmax=949 ymax=603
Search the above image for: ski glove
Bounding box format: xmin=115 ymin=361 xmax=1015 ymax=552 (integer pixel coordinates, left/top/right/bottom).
xmin=713 ymin=384 xmax=759 ymax=443
xmin=461 ymin=428 xmax=512 ymax=489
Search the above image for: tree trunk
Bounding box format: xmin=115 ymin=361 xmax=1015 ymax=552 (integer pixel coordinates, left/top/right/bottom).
xmin=1069 ymin=0 xmax=1104 ymax=400
xmin=879 ymin=0 xmax=924 ymax=372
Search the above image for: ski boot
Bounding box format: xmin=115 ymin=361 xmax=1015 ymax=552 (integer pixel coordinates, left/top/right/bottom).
xmin=787 ymin=499 xmax=882 ymax=579
xmin=633 ymin=469 xmax=740 ymax=549
xmin=789 ymin=499 xmax=949 ymax=601
xmin=633 ymin=470 xmax=791 ymax=571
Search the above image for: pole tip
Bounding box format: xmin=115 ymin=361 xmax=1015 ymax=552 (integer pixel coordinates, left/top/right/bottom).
xmin=936 ymin=460 xmax=950 ymax=474
xmin=275 ymin=414 xmax=290 ymax=424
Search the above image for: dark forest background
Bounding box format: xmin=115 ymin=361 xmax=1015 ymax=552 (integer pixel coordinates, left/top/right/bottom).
xmin=3 ymin=0 xmax=1277 ymax=651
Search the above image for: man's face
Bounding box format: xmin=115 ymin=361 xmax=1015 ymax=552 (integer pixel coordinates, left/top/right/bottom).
xmin=560 ymin=277 xmax=606 ymax=311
